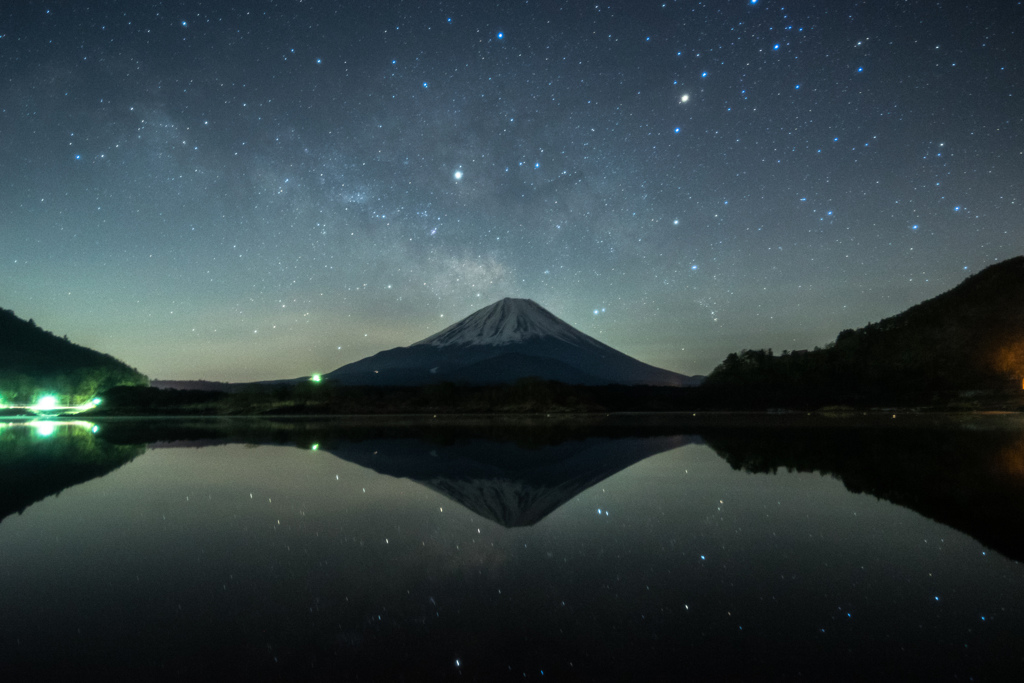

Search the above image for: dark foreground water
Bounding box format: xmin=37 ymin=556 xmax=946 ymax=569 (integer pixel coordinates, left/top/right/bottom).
xmin=1 ymin=416 xmax=1022 ymax=681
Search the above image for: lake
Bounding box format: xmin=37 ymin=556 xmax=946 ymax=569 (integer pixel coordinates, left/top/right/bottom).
xmin=1 ymin=415 xmax=1022 ymax=681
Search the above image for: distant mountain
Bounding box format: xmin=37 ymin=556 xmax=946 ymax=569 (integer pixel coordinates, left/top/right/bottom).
xmin=703 ymin=256 xmax=1024 ymax=403
xmin=0 ymin=308 xmax=148 ymax=404
xmin=326 ymin=298 xmax=698 ymax=387
xmin=150 ymin=379 xmax=240 ymax=392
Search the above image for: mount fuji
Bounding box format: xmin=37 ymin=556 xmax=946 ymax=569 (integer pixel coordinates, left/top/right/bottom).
xmin=325 ymin=298 xmax=699 ymax=387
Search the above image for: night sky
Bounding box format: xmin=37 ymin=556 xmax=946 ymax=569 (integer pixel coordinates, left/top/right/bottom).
xmin=2 ymin=1 xmax=1022 ymax=382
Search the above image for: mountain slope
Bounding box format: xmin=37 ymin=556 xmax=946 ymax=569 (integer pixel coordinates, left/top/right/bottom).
xmin=0 ymin=308 xmax=148 ymax=404
xmin=326 ymin=298 xmax=697 ymax=387
xmin=703 ymin=256 xmax=1024 ymax=401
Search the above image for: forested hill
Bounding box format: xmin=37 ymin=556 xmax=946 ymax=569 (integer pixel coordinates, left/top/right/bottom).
xmin=703 ymin=257 xmax=1024 ymax=406
xmin=0 ymin=308 xmax=148 ymax=404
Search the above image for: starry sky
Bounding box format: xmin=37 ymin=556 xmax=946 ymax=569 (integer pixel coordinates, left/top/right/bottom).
xmin=2 ymin=0 xmax=1022 ymax=382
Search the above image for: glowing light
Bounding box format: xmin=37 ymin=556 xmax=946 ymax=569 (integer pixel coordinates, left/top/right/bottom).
xmin=453 ymin=170 xmax=463 ymax=180
xmin=311 ymin=374 xmax=322 ymax=383
xmin=680 ymin=93 xmax=689 ymax=103
xmin=311 ymin=443 xmax=320 ymax=451
xmin=35 ymin=396 xmax=59 ymax=411
xmin=33 ymin=421 xmax=57 ymax=437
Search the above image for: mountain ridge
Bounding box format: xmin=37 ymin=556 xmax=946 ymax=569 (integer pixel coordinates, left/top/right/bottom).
xmin=415 ymin=298 xmax=606 ymax=349
xmin=326 ymin=298 xmax=697 ymax=387
xmin=0 ymin=307 xmax=148 ymax=404
xmin=703 ymin=256 xmax=1024 ymax=402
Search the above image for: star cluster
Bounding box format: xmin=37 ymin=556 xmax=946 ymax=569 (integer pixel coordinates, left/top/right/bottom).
xmin=1 ymin=1 xmax=1021 ymax=381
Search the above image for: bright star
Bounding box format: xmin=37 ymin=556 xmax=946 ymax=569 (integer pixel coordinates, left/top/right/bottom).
xmin=453 ymin=170 xmax=463 ymax=180
xmin=680 ymin=93 xmax=690 ymax=103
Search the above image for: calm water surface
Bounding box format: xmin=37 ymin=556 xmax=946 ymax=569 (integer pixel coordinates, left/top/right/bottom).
xmin=0 ymin=418 xmax=1021 ymax=681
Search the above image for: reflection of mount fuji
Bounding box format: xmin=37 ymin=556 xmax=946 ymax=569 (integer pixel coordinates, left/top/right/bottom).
xmin=322 ymin=435 xmax=696 ymax=527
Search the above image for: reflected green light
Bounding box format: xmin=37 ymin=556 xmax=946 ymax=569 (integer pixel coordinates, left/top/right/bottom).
xmin=310 ymin=443 xmax=320 ymax=451
xmin=311 ymin=374 xmax=322 ymax=383
xmin=33 ymin=421 xmax=57 ymax=437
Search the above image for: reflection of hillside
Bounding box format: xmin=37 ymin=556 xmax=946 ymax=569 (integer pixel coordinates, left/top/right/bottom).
xmin=322 ymin=436 xmax=694 ymax=527
xmin=82 ymin=415 xmax=1024 ymax=554
xmin=701 ymin=426 xmax=1024 ymax=563
xmin=0 ymin=422 xmax=145 ymax=523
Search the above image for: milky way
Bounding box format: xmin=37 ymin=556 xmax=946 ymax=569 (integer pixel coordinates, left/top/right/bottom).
xmin=1 ymin=1 xmax=1021 ymax=381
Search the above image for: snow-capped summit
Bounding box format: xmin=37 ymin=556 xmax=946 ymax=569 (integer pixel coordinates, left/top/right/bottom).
xmin=325 ymin=298 xmax=699 ymax=387
xmin=414 ymin=298 xmax=598 ymax=348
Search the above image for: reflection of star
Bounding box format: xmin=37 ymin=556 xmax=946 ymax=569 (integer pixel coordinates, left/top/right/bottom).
xmin=680 ymin=94 xmax=690 ymax=103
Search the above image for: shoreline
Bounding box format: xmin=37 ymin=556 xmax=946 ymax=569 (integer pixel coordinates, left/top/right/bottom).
xmin=9 ymin=409 xmax=1024 ymax=431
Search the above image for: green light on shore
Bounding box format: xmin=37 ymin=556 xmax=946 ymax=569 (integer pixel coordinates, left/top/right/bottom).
xmin=311 ymin=374 xmax=322 ymax=383
xmin=35 ymin=396 xmax=59 ymax=411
